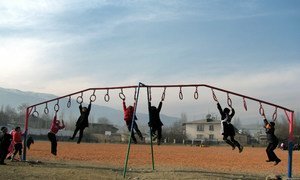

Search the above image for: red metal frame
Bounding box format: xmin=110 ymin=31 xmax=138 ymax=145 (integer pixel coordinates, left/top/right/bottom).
xmin=22 ymin=83 xmax=295 ymax=178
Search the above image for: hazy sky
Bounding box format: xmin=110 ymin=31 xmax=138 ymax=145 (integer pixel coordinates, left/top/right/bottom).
xmin=0 ymin=0 xmax=299 ymax=122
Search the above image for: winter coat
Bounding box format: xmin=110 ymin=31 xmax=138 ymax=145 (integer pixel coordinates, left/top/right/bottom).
xmin=49 ymin=115 xmax=65 ymax=134
xmin=217 ymin=103 xmax=235 ymax=136
xmin=264 ymin=119 xmax=278 ymax=144
xmin=0 ymin=132 xmax=12 ymax=150
xmin=123 ymin=101 xmax=137 ymax=126
xmin=148 ymin=101 xmax=163 ymax=128
xmin=76 ymin=103 xmax=91 ymax=128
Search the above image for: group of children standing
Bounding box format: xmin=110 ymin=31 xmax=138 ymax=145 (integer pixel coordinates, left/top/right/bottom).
xmin=0 ymin=96 xmax=281 ymax=166
xmin=0 ymin=126 xmax=27 ymax=165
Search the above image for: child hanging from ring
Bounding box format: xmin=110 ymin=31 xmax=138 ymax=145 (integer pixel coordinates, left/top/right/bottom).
xmin=122 ymin=100 xmax=143 ymax=144
xmin=148 ymin=101 xmax=163 ymax=145
xmin=48 ymin=114 xmax=65 ymax=156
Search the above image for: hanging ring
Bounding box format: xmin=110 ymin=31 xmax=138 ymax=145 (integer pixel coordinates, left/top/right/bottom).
xmin=104 ymin=89 xmax=110 ymax=102
xmin=134 ymin=87 xmax=137 ymax=101
xmin=272 ymin=107 xmax=278 ymax=121
xmin=32 ymin=107 xmax=39 ymax=118
xmin=44 ymin=103 xmax=49 ymax=114
xmin=148 ymin=87 xmax=152 ymax=101
xmin=227 ymin=93 xmax=232 ymax=108
xmin=243 ymin=97 xmax=248 ymax=111
xmin=259 ymin=102 xmax=265 ymax=118
xmin=179 ymin=87 xmax=183 ymax=100
xmin=90 ymin=90 xmax=97 ymax=102
xmin=161 ymin=87 xmax=166 ymax=101
xmin=194 ymin=86 xmax=199 ymax=100
xmin=76 ymin=92 xmax=83 ymax=104
xmin=54 ymin=100 xmax=60 ymax=112
xmin=67 ymin=96 xmax=72 ymax=108
xmin=211 ymin=89 xmax=218 ymax=102
xmin=119 ymin=88 xmax=126 ymax=101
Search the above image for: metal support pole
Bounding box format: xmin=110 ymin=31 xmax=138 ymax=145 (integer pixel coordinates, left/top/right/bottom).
xmin=146 ymin=86 xmax=155 ymax=170
xmin=123 ymin=83 xmax=143 ymax=178
xmin=287 ymin=111 xmax=294 ymax=178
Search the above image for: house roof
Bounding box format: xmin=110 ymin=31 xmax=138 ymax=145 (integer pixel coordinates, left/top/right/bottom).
xmin=183 ymin=118 xmax=220 ymax=125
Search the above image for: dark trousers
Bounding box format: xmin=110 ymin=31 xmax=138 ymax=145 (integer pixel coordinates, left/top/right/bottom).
xmin=0 ymin=148 xmax=8 ymax=164
xmin=127 ymin=121 xmax=143 ymax=143
xmin=48 ymin=132 xmax=57 ymax=155
xmin=71 ymin=127 xmax=85 ymax=144
xmin=151 ymin=126 xmax=162 ymax=141
xmin=13 ymin=143 xmax=22 ymax=156
xmin=223 ymin=135 xmax=241 ymax=149
xmin=266 ymin=142 xmax=280 ymax=161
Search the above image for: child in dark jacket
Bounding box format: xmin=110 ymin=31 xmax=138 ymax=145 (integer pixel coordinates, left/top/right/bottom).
xmin=148 ymin=101 xmax=163 ymax=145
xmin=48 ymin=115 xmax=65 ymax=155
xmin=263 ymin=118 xmax=281 ymax=165
xmin=70 ymin=102 xmax=91 ymax=144
xmin=0 ymin=127 xmax=12 ymax=165
xmin=217 ymin=103 xmax=243 ymax=153
xmin=122 ymin=100 xmax=143 ymax=144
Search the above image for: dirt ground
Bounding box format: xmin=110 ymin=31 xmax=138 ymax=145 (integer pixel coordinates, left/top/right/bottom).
xmin=0 ymin=141 xmax=299 ymax=179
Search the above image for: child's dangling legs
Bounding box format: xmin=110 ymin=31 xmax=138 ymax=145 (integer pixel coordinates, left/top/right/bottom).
xmin=70 ymin=127 xmax=80 ymax=140
xmin=77 ymin=128 xmax=85 ymax=144
xmin=223 ymin=135 xmax=235 ymax=149
xmin=230 ymin=136 xmax=243 ymax=153
xmin=133 ymin=122 xmax=143 ymax=141
xmin=157 ymin=126 xmax=162 ymax=145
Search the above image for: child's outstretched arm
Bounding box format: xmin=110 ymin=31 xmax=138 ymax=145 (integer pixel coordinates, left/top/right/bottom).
xmin=122 ymin=100 xmax=126 ymax=112
xmin=158 ymin=101 xmax=162 ymax=112
xmin=230 ymin=108 xmax=235 ymax=117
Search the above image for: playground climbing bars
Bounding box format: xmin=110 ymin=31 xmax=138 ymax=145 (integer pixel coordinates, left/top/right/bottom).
xmin=22 ymin=83 xmax=295 ymax=178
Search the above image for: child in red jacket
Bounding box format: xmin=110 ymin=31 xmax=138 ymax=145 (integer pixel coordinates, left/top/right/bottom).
xmin=48 ymin=115 xmax=65 ymax=156
xmin=11 ymin=126 xmax=24 ymax=161
xmin=123 ymin=100 xmax=143 ymax=144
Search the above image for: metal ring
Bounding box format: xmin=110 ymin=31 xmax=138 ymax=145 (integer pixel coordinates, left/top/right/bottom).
xmin=179 ymin=87 xmax=183 ymax=100
xmin=148 ymin=87 xmax=152 ymax=101
xmin=67 ymin=96 xmax=72 ymax=108
xmin=32 ymin=107 xmax=39 ymax=118
xmin=243 ymin=97 xmax=247 ymax=111
xmin=104 ymin=89 xmax=110 ymax=102
xmin=54 ymin=100 xmax=60 ymax=112
xmin=259 ymin=102 xmax=265 ymax=117
xmin=90 ymin=90 xmax=97 ymax=102
xmin=272 ymin=107 xmax=278 ymax=121
xmin=161 ymin=87 xmax=166 ymax=101
xmin=194 ymin=86 xmax=199 ymax=100
xmin=119 ymin=89 xmax=126 ymax=100
xmin=44 ymin=104 xmax=49 ymax=114
xmin=134 ymin=88 xmax=137 ymax=101
xmin=227 ymin=93 xmax=232 ymax=108
xmin=211 ymin=89 xmax=218 ymax=102
xmin=76 ymin=93 xmax=83 ymax=104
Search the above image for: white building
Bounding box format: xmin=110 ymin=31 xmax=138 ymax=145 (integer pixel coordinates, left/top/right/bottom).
xmin=183 ymin=114 xmax=222 ymax=144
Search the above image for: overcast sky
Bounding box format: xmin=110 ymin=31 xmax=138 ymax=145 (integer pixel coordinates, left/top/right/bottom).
xmin=0 ymin=0 xmax=299 ymax=123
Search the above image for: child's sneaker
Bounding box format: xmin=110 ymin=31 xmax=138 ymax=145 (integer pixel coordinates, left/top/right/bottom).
xmin=239 ymin=146 xmax=244 ymax=153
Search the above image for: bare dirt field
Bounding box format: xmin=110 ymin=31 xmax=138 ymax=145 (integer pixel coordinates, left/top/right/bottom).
xmin=0 ymin=141 xmax=299 ymax=179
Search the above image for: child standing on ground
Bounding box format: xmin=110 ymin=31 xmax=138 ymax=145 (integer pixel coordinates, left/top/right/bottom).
xmin=11 ymin=126 xmax=24 ymax=161
xmin=48 ymin=115 xmax=65 ymax=156
xmin=0 ymin=127 xmax=12 ymax=165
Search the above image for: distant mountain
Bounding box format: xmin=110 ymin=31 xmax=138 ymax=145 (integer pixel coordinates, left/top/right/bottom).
xmin=0 ymin=87 xmax=178 ymax=127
